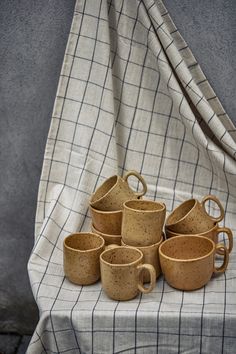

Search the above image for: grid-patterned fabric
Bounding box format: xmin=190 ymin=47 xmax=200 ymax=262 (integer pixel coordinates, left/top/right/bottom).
xmin=27 ymin=0 xmax=236 ymax=353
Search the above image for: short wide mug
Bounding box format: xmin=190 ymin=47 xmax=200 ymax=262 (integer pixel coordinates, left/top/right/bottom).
xmin=90 ymin=170 xmax=147 ymax=211
xmin=159 ymin=235 xmax=229 ymax=291
xmin=165 ymin=224 xmax=233 ymax=254
xmin=63 ymin=232 xmax=105 ymax=285
xmin=166 ymin=195 xmax=225 ymax=234
xmin=100 ymin=246 xmax=156 ymax=300
xmin=122 ymin=199 xmax=166 ymax=246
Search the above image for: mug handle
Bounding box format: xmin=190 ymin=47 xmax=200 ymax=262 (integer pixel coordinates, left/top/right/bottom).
xmin=137 ymin=264 xmax=156 ymax=294
xmin=215 ymin=227 xmax=233 ymax=255
xmin=201 ymin=195 xmax=225 ymax=223
xmin=123 ymin=170 xmax=147 ymax=198
xmin=213 ymin=244 xmax=229 ymax=274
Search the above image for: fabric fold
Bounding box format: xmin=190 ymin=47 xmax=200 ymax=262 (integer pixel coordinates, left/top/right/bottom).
xmin=28 ymin=0 xmax=236 ymax=352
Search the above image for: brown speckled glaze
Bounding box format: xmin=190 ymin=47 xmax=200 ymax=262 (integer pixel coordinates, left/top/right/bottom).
xmin=159 ymin=235 xmax=229 ymax=290
xmin=63 ymin=232 xmax=105 ymax=285
xmin=166 ymin=195 xmax=225 ymax=234
xmin=90 ymin=171 xmax=147 ymax=211
xmin=165 ymin=224 xmax=233 ymax=254
xmin=91 ymin=224 xmax=122 ymax=245
xmin=89 ymin=205 xmax=122 ymax=235
xmin=100 ymin=246 xmax=156 ymax=300
xmin=122 ymin=200 xmax=166 ymax=246
xmin=121 ymin=235 xmax=163 ymax=283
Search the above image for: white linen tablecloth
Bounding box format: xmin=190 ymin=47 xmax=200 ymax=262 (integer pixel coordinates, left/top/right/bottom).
xmin=28 ymin=0 xmax=236 ymax=352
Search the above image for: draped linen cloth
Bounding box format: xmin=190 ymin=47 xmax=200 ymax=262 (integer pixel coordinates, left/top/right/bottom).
xmin=27 ymin=0 xmax=236 ymax=352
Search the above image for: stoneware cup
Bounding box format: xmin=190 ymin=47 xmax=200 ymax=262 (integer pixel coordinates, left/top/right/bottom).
xmin=121 ymin=236 xmax=163 ymax=283
xmin=91 ymin=224 xmax=122 ymax=246
xmin=165 ymin=195 xmax=225 ymax=234
xmin=122 ymin=199 xmax=166 ymax=246
xmin=89 ymin=205 xmax=122 ymax=235
xmin=89 ymin=170 xmax=147 ymax=211
xmin=165 ymin=224 xmax=233 ymax=254
xmin=100 ymin=246 xmax=156 ymax=300
xmin=159 ymin=235 xmax=229 ymax=291
xmin=63 ymin=232 xmax=105 ymax=285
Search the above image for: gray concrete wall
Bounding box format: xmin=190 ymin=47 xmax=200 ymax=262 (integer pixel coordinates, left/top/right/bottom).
xmin=0 ymin=0 xmax=75 ymax=334
xmin=0 ymin=0 xmax=235 ymax=335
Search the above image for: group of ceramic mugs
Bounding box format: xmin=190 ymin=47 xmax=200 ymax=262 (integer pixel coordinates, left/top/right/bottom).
xmin=63 ymin=171 xmax=233 ymax=301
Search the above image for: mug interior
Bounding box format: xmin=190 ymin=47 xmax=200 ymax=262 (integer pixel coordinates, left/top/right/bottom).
xmin=91 ymin=176 xmax=118 ymax=202
xmin=167 ymin=199 xmax=196 ymax=225
xmin=125 ymin=200 xmax=164 ymax=211
xmin=101 ymin=247 xmax=142 ymax=265
xmin=65 ymin=233 xmax=103 ymax=251
xmin=160 ymin=236 xmax=214 ymax=260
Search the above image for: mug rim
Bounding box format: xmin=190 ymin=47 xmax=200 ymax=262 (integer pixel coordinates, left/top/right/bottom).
xmin=92 ymin=224 xmax=121 ymax=238
xmin=165 ymin=223 xmax=219 ymax=237
xmin=159 ymin=235 xmax=215 ymax=262
xmin=121 ymin=235 xmax=164 ymax=249
xmin=89 ymin=204 xmax=122 ymax=215
xmin=90 ymin=175 xmax=118 ymax=204
xmin=123 ymin=199 xmax=166 ymax=212
xmin=100 ymin=246 xmax=143 ymax=267
xmin=64 ymin=232 xmax=105 ymax=253
xmin=166 ymin=199 xmax=197 ymax=227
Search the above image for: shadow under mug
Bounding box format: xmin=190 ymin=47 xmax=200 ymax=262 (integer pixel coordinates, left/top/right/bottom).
xmin=63 ymin=232 xmax=105 ymax=285
xmin=165 ymin=195 xmax=225 ymax=234
xmin=122 ymin=199 xmax=166 ymax=246
xmin=165 ymin=223 xmax=233 ymax=254
xmin=159 ymin=235 xmax=229 ymax=291
xmin=89 ymin=170 xmax=147 ymax=211
xmin=100 ymin=246 xmax=156 ymax=300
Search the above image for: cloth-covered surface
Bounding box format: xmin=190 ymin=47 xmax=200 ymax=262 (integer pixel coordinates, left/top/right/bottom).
xmin=28 ymin=0 xmax=236 ymax=352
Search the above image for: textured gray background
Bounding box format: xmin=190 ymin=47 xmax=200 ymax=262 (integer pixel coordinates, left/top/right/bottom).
xmin=0 ymin=0 xmax=235 ymax=335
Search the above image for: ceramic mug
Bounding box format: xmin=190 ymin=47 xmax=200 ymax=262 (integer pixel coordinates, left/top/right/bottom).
xmin=63 ymin=232 xmax=105 ymax=285
xmin=90 ymin=170 xmax=147 ymax=211
xmin=121 ymin=236 xmax=163 ymax=283
xmin=91 ymin=224 xmax=122 ymax=246
xmin=122 ymin=199 xmax=166 ymax=246
xmin=89 ymin=205 xmax=122 ymax=235
xmin=100 ymin=246 xmax=156 ymax=300
xmin=165 ymin=224 xmax=233 ymax=254
xmin=159 ymin=235 xmax=229 ymax=291
xmin=165 ymin=195 xmax=225 ymax=234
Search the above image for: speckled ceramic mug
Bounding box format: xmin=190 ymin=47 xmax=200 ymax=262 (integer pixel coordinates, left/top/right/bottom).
xmin=165 ymin=224 xmax=233 ymax=254
xmin=91 ymin=224 xmax=122 ymax=246
xmin=89 ymin=205 xmax=122 ymax=235
xmin=90 ymin=171 xmax=147 ymax=211
xmin=100 ymin=246 xmax=156 ymax=300
xmin=159 ymin=235 xmax=229 ymax=291
xmin=121 ymin=236 xmax=163 ymax=283
xmin=63 ymin=232 xmax=105 ymax=285
xmin=165 ymin=195 xmax=225 ymax=234
xmin=122 ymin=199 xmax=166 ymax=246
